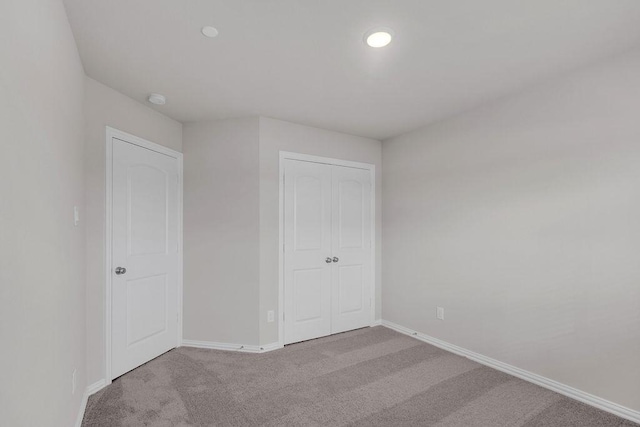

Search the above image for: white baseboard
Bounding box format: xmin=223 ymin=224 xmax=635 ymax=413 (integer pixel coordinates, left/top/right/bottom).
xmin=181 ymin=339 xmax=283 ymax=353
xmin=87 ymin=379 xmax=107 ymax=396
xmin=259 ymin=341 xmax=284 ymax=352
xmin=382 ymin=320 xmax=640 ymax=424
xmin=371 ymin=319 xmax=382 ymax=326
xmin=74 ymin=379 xmax=108 ymax=427
xmin=74 ymin=388 xmax=89 ymax=427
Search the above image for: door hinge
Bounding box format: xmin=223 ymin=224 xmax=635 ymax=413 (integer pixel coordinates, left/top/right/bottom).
xmin=370 ymin=297 xmax=372 ymax=307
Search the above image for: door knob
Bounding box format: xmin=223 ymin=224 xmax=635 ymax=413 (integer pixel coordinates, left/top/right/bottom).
xmin=115 ymin=267 xmax=127 ymax=275
xmin=332 ymin=257 xmax=339 ymax=263
xmin=325 ymin=257 xmax=332 ymax=263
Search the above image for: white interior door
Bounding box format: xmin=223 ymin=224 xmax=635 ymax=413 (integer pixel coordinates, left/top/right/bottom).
xmin=283 ymin=160 xmax=332 ymax=344
xmin=331 ymin=165 xmax=372 ymax=334
xmin=111 ymin=138 xmax=180 ymax=379
xmin=283 ymin=158 xmax=373 ymax=345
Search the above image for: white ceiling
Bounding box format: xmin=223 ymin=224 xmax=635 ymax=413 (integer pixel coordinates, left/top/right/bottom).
xmin=63 ymin=0 xmax=640 ymax=140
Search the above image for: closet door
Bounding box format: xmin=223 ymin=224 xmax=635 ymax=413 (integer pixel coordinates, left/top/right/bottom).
xmin=283 ymin=160 xmax=332 ymax=344
xmin=331 ymin=165 xmax=372 ymax=334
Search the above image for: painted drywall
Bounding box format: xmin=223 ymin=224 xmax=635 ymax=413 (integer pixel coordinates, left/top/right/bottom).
xmin=64 ymin=0 xmax=640 ymax=140
xmin=0 ymin=0 xmax=86 ymax=425
xmin=259 ymin=117 xmax=382 ymax=345
xmin=84 ymin=77 xmax=182 ymax=385
xmin=382 ymin=48 xmax=640 ymax=412
xmin=181 ymin=117 xmax=380 ymax=347
xmin=183 ymin=118 xmax=261 ymax=345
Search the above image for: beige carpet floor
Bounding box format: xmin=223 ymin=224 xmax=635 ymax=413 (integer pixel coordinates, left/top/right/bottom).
xmin=82 ymin=326 xmax=637 ymax=426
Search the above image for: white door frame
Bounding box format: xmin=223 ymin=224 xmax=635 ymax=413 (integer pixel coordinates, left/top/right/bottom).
xmin=104 ymin=126 xmax=183 ymax=384
xmin=278 ymin=151 xmax=376 ymax=348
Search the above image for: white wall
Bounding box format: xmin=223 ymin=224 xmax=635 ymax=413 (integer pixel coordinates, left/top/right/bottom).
xmin=84 ymin=77 xmax=182 ymax=385
xmin=382 ymin=48 xmax=640 ymax=412
xmin=183 ymin=118 xmax=261 ymax=345
xmin=182 ymin=117 xmax=381 ymax=347
xmin=259 ymin=117 xmax=382 ymax=345
xmin=0 ymin=0 xmax=86 ymax=425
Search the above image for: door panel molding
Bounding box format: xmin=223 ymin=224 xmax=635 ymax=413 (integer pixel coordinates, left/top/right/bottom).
xmin=279 ymin=151 xmax=376 ymax=347
xmin=331 ymin=165 xmax=372 ymax=335
xmin=283 ymin=160 xmax=332 ymax=344
xmin=105 ymin=126 xmax=183 ymax=384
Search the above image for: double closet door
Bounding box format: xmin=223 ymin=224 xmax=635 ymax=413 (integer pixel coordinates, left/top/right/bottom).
xmin=284 ymin=159 xmax=372 ymax=345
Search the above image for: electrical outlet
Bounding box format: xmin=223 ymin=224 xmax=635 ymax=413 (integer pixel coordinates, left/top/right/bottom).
xmin=72 ymin=369 xmax=77 ymax=395
xmin=73 ymin=206 xmax=80 ymax=226
xmin=436 ymin=307 xmax=445 ymax=320
xmin=267 ymin=310 xmax=275 ymax=323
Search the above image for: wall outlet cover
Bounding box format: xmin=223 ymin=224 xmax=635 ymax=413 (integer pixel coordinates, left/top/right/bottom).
xmin=267 ymin=310 xmax=275 ymax=323
xmin=437 ymin=307 xmax=445 ymax=320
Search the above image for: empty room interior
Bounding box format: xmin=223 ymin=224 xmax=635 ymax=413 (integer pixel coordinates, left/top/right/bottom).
xmin=2 ymin=0 xmax=640 ymax=426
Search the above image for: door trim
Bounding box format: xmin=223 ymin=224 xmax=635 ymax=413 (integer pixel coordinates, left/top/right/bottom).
xmin=104 ymin=126 xmax=183 ymax=383
xmin=278 ymin=151 xmax=376 ymax=348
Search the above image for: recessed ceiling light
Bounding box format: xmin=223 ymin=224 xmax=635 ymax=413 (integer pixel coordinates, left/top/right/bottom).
xmin=201 ymin=26 xmax=219 ymax=38
xmin=148 ymin=93 xmax=166 ymax=105
xmin=364 ymin=28 xmax=394 ymax=48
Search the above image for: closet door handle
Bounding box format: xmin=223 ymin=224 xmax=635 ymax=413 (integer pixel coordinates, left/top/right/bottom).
xmin=325 ymin=257 xmax=333 ymax=263
xmin=332 ymin=257 xmax=339 ymax=263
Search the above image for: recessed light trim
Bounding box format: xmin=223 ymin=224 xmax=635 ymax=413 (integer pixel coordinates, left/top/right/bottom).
xmin=364 ymin=27 xmax=394 ymax=48
xmin=148 ymin=93 xmax=166 ymax=105
xmin=201 ymin=26 xmax=219 ymax=38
